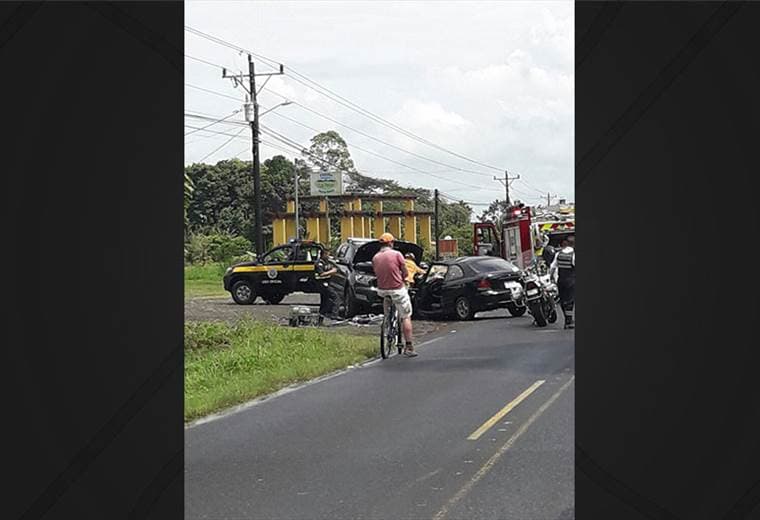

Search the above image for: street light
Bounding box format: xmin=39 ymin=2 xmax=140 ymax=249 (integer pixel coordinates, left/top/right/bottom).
xmin=258 ymin=100 xmax=293 ymax=118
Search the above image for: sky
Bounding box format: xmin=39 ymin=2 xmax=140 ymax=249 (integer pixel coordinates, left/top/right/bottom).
xmin=185 ymin=1 xmax=574 ymax=208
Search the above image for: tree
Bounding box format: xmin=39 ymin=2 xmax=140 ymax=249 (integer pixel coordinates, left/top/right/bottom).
xmin=305 ymin=130 xmax=357 ymax=188
xmin=478 ymin=199 xmax=509 ymax=227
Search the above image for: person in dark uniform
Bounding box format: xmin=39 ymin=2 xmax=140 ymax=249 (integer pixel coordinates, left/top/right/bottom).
xmin=541 ymin=234 xmax=556 ymax=271
xmin=550 ymin=235 xmax=575 ymax=329
xmin=315 ymin=252 xmax=339 ymax=325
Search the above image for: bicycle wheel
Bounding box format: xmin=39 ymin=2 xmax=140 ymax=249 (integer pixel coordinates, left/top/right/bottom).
xmin=380 ymin=301 xmax=393 ymax=359
xmin=396 ymin=315 xmax=403 ymax=354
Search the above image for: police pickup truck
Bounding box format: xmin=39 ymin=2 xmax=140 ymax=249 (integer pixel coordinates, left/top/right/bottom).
xmin=223 ymin=240 xmax=327 ymax=305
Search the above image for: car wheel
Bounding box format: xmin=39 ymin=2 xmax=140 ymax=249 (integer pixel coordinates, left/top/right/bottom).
xmin=231 ymin=280 xmax=256 ymax=305
xmin=263 ymin=293 xmax=285 ymax=305
xmin=506 ymin=302 xmax=527 ymax=317
xmin=454 ymin=296 xmax=474 ymax=321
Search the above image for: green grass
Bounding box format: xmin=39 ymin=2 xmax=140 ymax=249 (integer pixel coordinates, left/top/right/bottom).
xmin=185 ymin=263 xmax=228 ymax=298
xmin=184 ymin=319 xmax=377 ymax=422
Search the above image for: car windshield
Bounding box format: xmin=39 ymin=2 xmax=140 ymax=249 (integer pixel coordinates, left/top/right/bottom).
xmin=426 ymin=264 xmax=448 ymax=280
xmin=468 ymin=257 xmax=520 ymax=273
xmin=262 ymin=247 xmax=292 ymax=264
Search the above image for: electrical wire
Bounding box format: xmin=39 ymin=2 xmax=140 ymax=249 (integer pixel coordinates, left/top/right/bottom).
xmin=198 ymin=127 xmax=246 ymax=162
xmin=260 ymin=125 xmax=491 ymax=192
xmin=184 ymin=26 xmax=506 ymax=172
xmin=185 ymin=109 xmax=242 ymax=136
xmin=261 ymin=88 xmax=494 ymax=177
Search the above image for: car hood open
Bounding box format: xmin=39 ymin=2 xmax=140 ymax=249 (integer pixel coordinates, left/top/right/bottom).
xmin=353 ymin=239 xmax=424 ymax=265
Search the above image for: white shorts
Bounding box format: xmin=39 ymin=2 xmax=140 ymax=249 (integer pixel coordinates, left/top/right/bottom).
xmin=376 ymin=287 xmax=413 ymax=319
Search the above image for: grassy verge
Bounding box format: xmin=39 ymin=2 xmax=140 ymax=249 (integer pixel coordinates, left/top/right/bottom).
xmin=185 ymin=263 xmax=228 ymax=299
xmin=185 ymin=319 xmax=377 ymax=422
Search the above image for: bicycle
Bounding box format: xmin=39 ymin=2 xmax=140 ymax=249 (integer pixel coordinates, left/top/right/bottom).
xmin=380 ymin=295 xmax=403 ymax=359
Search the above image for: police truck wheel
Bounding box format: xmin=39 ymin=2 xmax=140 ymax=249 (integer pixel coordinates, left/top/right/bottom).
xmin=454 ymin=296 xmax=474 ymax=321
xmin=231 ymin=280 xmax=256 ymax=305
xmin=506 ymin=303 xmax=527 ymax=317
xmin=263 ymin=293 xmax=284 ymax=305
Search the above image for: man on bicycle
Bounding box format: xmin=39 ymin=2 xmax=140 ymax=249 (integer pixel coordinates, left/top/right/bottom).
xmin=372 ymin=232 xmax=417 ymax=357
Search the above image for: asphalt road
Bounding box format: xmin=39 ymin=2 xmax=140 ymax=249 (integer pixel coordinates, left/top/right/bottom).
xmin=185 ymin=310 xmax=575 ymax=520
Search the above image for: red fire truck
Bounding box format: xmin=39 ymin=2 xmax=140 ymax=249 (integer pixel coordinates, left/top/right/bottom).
xmin=473 ymin=204 xmax=574 ymax=269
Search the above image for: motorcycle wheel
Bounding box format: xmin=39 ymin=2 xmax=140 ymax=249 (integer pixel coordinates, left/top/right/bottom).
xmin=547 ymin=305 xmax=558 ymax=324
xmin=531 ymin=301 xmax=548 ymax=327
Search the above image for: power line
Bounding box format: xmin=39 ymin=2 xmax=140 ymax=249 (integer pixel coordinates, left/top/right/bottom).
xmin=198 ymin=127 xmax=246 ymax=162
xmin=185 ymin=82 xmax=242 ymax=102
xmin=187 ymin=105 xmax=495 ymax=191
xmin=184 ymin=109 xmax=242 ymax=136
xmin=260 ymin=125 xmax=491 ymax=192
xmin=184 ymin=26 xmax=506 ymax=172
xmin=262 ymin=88 xmax=494 ymax=178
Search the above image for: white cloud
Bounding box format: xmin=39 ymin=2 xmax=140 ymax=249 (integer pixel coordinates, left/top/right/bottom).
xmin=185 ymin=1 xmax=574 ymax=203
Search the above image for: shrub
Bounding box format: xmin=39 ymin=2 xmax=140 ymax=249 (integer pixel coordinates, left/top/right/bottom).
xmin=185 ymin=231 xmax=253 ymax=265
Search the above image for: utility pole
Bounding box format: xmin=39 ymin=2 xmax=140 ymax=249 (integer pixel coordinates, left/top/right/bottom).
xmin=546 ymin=192 xmax=558 ymax=208
xmin=494 ymin=171 xmax=520 ymax=207
xmin=434 ymin=189 xmax=440 ymax=261
xmin=294 ymin=167 xmax=300 ymax=241
xmin=223 ymin=57 xmax=284 ymax=256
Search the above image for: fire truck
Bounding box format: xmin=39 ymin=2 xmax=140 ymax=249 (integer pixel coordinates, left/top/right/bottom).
xmin=473 ymin=203 xmax=575 ymax=269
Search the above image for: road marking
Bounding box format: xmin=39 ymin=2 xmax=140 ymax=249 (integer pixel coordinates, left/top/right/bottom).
xmin=433 ymin=376 xmax=575 ymax=520
xmin=467 ymin=379 xmax=545 ymax=440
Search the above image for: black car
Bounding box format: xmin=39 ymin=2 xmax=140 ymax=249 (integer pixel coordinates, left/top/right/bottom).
xmin=223 ymin=240 xmax=327 ymax=305
xmin=413 ymin=256 xmax=527 ymax=320
xmin=329 ymin=238 xmax=424 ymax=317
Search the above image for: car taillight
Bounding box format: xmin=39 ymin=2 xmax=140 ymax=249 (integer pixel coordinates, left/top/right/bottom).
xmin=477 ymin=278 xmax=491 ymax=289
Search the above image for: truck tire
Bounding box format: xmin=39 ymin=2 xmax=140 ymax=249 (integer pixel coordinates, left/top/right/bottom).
xmin=231 ymin=280 xmax=256 ymax=305
xmin=343 ymin=287 xmax=359 ymax=318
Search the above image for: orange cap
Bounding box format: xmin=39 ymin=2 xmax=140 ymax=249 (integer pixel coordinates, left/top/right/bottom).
xmin=378 ymin=232 xmax=395 ymax=243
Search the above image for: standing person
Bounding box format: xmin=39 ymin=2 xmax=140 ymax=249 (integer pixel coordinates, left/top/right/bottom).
xmin=541 ymin=234 xmax=556 ymax=271
xmin=315 ymin=252 xmax=339 ymax=326
xmin=404 ymin=252 xmax=426 ymax=287
xmin=550 ymin=235 xmax=575 ymax=329
xmin=372 ymin=233 xmax=417 ymax=357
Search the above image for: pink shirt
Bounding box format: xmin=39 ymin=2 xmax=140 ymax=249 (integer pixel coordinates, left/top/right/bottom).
xmin=372 ymin=247 xmax=408 ymax=290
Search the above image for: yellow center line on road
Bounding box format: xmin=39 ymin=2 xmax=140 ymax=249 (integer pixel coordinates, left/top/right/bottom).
xmin=434 ymin=376 xmax=575 ymax=520
xmin=467 ymin=379 xmax=546 ymax=441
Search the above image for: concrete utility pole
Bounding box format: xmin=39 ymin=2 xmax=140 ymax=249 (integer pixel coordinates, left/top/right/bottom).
xmin=434 ymin=189 xmax=440 ymax=261
xmin=223 ymin=57 xmax=285 ymax=256
xmin=494 ymin=171 xmax=521 ymax=206
xmin=294 ymin=166 xmax=300 ymax=240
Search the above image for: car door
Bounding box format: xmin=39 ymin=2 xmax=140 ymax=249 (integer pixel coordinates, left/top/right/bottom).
xmin=292 ymin=243 xmax=322 ymax=294
xmin=329 ymin=243 xmax=352 ymax=296
xmin=441 ymin=264 xmax=467 ymax=309
xmin=416 ymin=264 xmax=448 ymax=312
xmin=258 ymin=245 xmax=295 ymax=294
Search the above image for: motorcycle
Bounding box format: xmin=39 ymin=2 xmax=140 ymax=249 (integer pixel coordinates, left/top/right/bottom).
xmin=523 ymin=264 xmax=559 ymax=327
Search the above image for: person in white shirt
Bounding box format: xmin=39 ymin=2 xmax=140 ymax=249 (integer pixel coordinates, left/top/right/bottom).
xmin=550 ymin=235 xmax=575 ymax=329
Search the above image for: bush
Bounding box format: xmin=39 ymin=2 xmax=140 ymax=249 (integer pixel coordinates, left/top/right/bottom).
xmin=185 ymin=231 xmax=253 ymax=265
